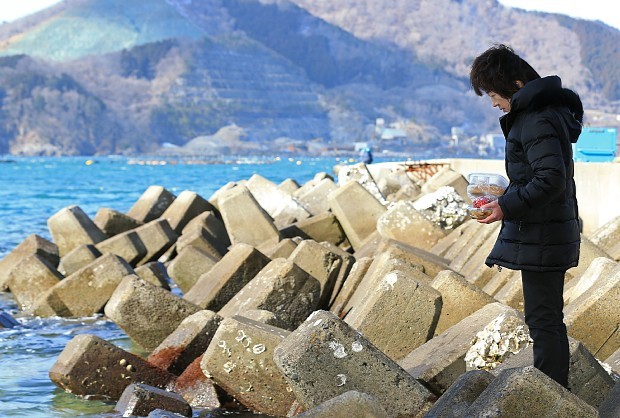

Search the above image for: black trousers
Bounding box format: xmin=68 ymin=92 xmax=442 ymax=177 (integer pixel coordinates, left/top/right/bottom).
xmin=521 ymin=269 xmax=569 ymax=388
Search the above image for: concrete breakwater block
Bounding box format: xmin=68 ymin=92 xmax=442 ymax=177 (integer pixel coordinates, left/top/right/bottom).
xmin=175 ymin=227 xmax=225 ymax=262
xmin=327 ymin=180 xmax=387 ymax=251
xmin=376 ymin=200 xmax=448 ymax=251
xmin=273 ymin=310 xmax=435 ymax=417
xmin=374 ymin=238 xmax=453 ymax=279
xmin=33 ymin=253 xmax=134 ymax=317
xmin=183 ymin=243 xmax=271 ymax=311
xmin=218 ymin=185 xmax=281 ymax=248
xmin=127 ymin=185 xmax=176 ymax=223
xmin=493 ymin=337 xmax=615 ymax=409
xmin=147 ymin=310 xmax=222 ymax=376
xmin=345 ymin=270 xmax=442 ymax=361
xmin=49 ymin=334 xmax=175 ymax=401
xmin=201 ymin=316 xmax=295 ymax=416
xmin=133 ymin=219 xmax=178 ymax=266
xmin=167 ymin=357 xmax=221 ymax=409
xmin=589 ymin=215 xmax=620 ymax=256
xmin=565 ymin=257 xmax=619 ymax=304
xmin=430 ymin=270 xmax=496 ymax=335
xmin=161 ymin=190 xmax=215 ymax=235
xmin=465 ymin=366 xmax=598 ymax=417
xmin=330 ymin=257 xmax=373 ymax=317
xmin=599 ymin=381 xmax=620 ymax=418
xmin=58 ymin=244 xmax=101 ymax=276
xmin=7 ymin=254 xmax=63 ymax=311
xmin=0 ymin=234 xmax=59 ymax=290
xmin=218 ymin=258 xmax=320 ymax=330
xmin=47 ymin=205 xmax=108 ymax=257
xmin=134 ymin=261 xmax=170 ymax=289
xmin=114 ymin=383 xmax=192 ymax=418
xmin=167 ymin=246 xmax=219 ymax=294
xmin=95 ymin=229 xmax=147 ymax=266
xmin=296 ymin=391 xmax=388 ymax=418
xmin=181 ymin=211 xmax=230 ymax=250
xmin=105 ymin=275 xmax=201 ymax=352
xmin=295 ymin=177 xmax=338 ymax=216
xmin=94 ymin=208 xmax=143 ymax=237
xmin=278 ymin=178 xmax=300 ymax=194
xmin=565 ymin=265 xmax=620 ymax=360
xmin=288 ymin=239 xmax=343 ymax=309
xmin=280 ymin=212 xmax=348 ymax=249
xmin=246 ymin=174 xmax=311 ymax=227
xmin=398 ymin=302 xmax=525 ymax=395
xmin=424 ymin=370 xmax=495 ymax=418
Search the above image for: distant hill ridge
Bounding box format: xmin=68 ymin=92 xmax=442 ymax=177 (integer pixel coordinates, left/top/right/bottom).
xmin=0 ymin=0 xmax=617 ymax=156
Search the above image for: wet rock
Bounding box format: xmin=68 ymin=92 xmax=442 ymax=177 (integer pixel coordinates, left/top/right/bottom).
xmin=465 ymin=366 xmax=597 ymax=417
xmin=161 ymin=191 xmax=215 ymax=235
xmin=148 ymin=310 xmax=222 ymax=375
xmin=327 ymin=180 xmax=386 ymax=251
xmin=0 ymin=234 xmax=59 ymax=290
xmin=201 ymin=316 xmax=295 ymax=416
xmin=345 ymin=270 xmax=441 ymax=360
xmin=105 ymin=275 xmax=201 ymax=352
xmin=424 ymin=370 xmax=495 ymax=418
xmin=57 ymin=244 xmax=101 ymax=276
xmin=95 ymin=229 xmax=147 ymax=266
xmin=127 ymin=185 xmax=176 ymax=223
xmin=218 ymin=258 xmax=320 ymax=330
xmin=94 ymin=208 xmax=143 ymax=237
xmin=296 ymin=391 xmax=388 ymax=418
xmin=49 ymin=334 xmax=175 ymax=401
xmin=430 ymin=270 xmax=496 ymax=335
xmin=218 ymin=185 xmax=281 ymax=249
xmin=183 ymin=243 xmax=270 ymax=311
xmin=7 ymin=254 xmax=63 ymax=311
xmin=114 ymin=383 xmax=192 ymax=417
xmin=273 ymin=310 xmax=435 ymax=417
xmin=167 ymin=246 xmax=219 ymax=294
xmin=47 ymin=205 xmax=107 ymax=257
xmin=565 ymin=265 xmax=620 ymax=360
xmin=33 ymin=253 xmax=134 ymax=317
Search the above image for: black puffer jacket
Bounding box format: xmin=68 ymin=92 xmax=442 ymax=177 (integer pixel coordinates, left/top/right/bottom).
xmin=486 ymin=76 xmax=582 ymax=272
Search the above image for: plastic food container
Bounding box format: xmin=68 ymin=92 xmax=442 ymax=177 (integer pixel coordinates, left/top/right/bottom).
xmin=468 ymin=205 xmax=493 ymax=220
xmin=466 ymin=172 xmax=509 ymax=200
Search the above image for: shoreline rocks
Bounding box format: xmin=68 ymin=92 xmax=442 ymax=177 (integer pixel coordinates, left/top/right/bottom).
xmin=1 ymin=163 xmax=619 ymax=417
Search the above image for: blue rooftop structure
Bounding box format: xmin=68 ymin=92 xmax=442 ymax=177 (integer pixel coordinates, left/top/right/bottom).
xmin=573 ymin=127 xmax=617 ymax=162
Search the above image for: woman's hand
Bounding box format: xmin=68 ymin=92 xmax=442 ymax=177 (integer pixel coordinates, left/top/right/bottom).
xmin=477 ymin=200 xmax=504 ymax=224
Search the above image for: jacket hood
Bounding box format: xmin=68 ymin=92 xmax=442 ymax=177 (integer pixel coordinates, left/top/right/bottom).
xmin=510 ymin=76 xmax=583 ymax=143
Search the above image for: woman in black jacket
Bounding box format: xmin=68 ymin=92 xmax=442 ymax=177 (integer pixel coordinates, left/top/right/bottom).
xmin=469 ymin=44 xmax=582 ymax=389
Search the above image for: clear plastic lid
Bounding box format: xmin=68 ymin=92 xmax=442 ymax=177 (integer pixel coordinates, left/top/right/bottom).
xmin=467 ymin=172 xmax=509 ymax=188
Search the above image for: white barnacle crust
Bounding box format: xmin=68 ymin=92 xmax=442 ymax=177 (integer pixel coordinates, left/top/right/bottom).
xmin=336 ymin=374 xmax=347 ymax=387
xmin=382 ymin=272 xmax=398 ymax=291
xmin=253 ymin=344 xmax=266 ymax=354
xmin=328 ymin=341 xmax=347 ymax=358
xmin=464 ymin=314 xmax=531 ymax=370
xmin=351 ymin=341 xmax=363 ymax=352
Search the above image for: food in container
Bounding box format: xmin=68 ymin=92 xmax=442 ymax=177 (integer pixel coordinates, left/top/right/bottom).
xmin=468 ymin=206 xmax=493 ymax=220
xmin=466 ymin=172 xmax=509 ymax=199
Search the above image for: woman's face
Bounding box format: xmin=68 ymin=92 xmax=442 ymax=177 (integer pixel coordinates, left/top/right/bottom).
xmin=488 ymin=92 xmax=511 ymax=113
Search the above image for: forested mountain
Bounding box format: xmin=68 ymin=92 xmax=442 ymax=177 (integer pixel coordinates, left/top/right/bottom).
xmin=0 ymin=0 xmax=617 ymax=156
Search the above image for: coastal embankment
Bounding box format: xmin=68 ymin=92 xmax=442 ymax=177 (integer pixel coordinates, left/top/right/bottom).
xmin=0 ymin=158 xmax=619 ymax=417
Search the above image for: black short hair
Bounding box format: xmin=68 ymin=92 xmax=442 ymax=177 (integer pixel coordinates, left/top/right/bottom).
xmin=470 ymin=44 xmax=540 ymax=98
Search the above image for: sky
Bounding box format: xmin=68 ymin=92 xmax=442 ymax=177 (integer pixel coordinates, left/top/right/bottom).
xmin=0 ymin=0 xmax=619 ymax=31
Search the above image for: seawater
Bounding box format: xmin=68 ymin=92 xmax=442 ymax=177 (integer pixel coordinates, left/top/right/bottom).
xmin=0 ymin=155 xmax=350 ymax=418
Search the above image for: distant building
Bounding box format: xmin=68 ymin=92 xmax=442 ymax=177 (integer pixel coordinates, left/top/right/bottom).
xmin=380 ymin=128 xmax=408 ymax=141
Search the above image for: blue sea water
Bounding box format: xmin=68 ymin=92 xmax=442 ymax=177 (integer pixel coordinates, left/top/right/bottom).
xmin=0 ymin=155 xmax=353 ymax=418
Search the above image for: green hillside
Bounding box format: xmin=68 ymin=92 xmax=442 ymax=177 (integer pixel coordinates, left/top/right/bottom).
xmin=0 ymin=0 xmax=205 ymax=61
